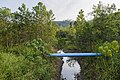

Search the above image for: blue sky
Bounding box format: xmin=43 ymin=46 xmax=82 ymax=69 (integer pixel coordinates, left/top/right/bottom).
xmin=0 ymin=0 xmax=120 ymax=21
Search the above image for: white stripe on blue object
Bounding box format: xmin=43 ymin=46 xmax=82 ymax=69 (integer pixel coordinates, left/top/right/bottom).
xmin=49 ymin=53 xmax=102 ymax=57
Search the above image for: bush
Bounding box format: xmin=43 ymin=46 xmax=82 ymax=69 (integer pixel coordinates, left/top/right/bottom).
xmin=0 ymin=39 xmax=56 ymax=80
xmin=0 ymin=52 xmax=32 ymax=80
xmin=96 ymin=40 xmax=120 ymax=80
xmin=79 ymin=40 xmax=120 ymax=80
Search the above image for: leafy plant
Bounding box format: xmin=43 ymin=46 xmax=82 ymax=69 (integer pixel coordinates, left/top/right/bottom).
xmin=0 ymin=39 xmax=56 ymax=80
xmin=98 ymin=40 xmax=119 ymax=57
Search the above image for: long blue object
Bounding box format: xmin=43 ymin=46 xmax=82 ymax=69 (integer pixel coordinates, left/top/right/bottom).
xmin=49 ymin=53 xmax=102 ymax=57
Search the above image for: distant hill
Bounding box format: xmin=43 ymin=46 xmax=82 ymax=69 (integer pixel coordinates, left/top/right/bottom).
xmin=53 ymin=20 xmax=75 ymax=27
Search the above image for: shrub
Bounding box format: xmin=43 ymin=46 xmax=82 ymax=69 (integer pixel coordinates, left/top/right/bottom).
xmin=79 ymin=40 xmax=120 ymax=80
xmin=0 ymin=39 xmax=56 ymax=80
xmin=96 ymin=40 xmax=120 ymax=79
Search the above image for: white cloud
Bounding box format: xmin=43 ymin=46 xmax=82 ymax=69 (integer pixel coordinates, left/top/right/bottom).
xmin=40 ymin=0 xmax=120 ymax=21
xmin=0 ymin=0 xmax=119 ymax=21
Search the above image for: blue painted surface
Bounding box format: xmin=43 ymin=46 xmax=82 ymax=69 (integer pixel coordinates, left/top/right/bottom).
xmin=49 ymin=53 xmax=102 ymax=57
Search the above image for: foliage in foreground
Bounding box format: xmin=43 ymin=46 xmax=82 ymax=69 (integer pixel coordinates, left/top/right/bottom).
xmin=80 ymin=40 xmax=120 ymax=80
xmin=0 ymin=39 xmax=56 ymax=80
xmin=96 ymin=40 xmax=120 ymax=80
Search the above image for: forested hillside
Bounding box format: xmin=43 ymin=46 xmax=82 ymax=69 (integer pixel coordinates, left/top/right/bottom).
xmin=0 ymin=1 xmax=120 ymax=80
xmin=53 ymin=20 xmax=74 ymax=27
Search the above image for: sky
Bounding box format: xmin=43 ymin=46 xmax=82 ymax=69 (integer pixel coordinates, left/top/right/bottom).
xmin=0 ymin=0 xmax=120 ymax=21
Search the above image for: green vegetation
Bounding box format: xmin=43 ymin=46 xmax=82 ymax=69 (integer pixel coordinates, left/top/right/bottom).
xmin=75 ymin=2 xmax=120 ymax=80
xmin=55 ymin=1 xmax=120 ymax=80
xmin=0 ymin=2 xmax=57 ymax=80
xmin=0 ymin=39 xmax=56 ymax=80
xmin=56 ymin=26 xmax=76 ymax=50
xmin=80 ymin=41 xmax=120 ymax=80
xmin=0 ymin=1 xmax=120 ymax=80
xmin=96 ymin=41 xmax=120 ymax=79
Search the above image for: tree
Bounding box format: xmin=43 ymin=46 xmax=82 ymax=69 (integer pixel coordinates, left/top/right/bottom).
xmin=0 ymin=7 xmax=12 ymax=47
xmin=0 ymin=2 xmax=57 ymax=48
xmin=75 ymin=9 xmax=93 ymax=52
